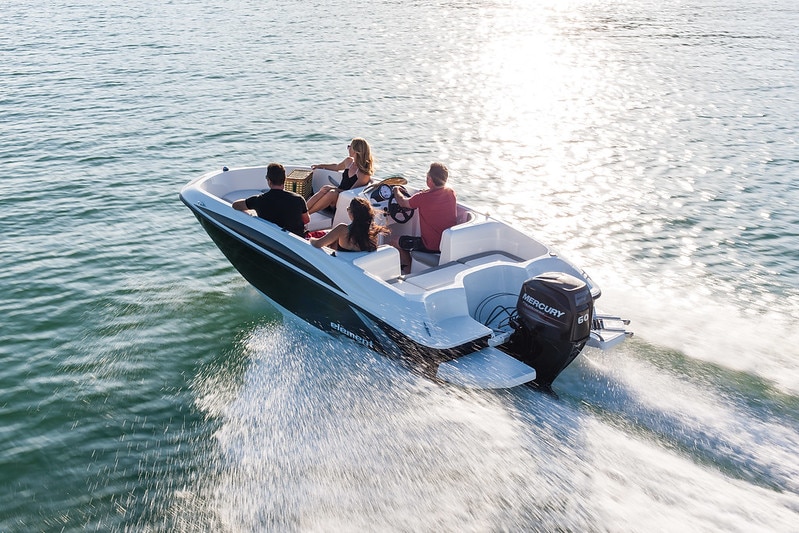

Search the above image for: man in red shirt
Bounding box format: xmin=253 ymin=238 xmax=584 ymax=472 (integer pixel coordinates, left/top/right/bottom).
xmin=392 ymin=162 xmax=457 ymax=274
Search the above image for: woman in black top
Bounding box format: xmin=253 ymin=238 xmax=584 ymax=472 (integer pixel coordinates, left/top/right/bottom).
xmin=307 ymin=138 xmax=374 ymax=215
xmin=310 ymin=197 xmax=388 ymax=252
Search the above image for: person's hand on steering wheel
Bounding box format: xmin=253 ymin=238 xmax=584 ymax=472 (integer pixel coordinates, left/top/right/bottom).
xmin=389 ymin=186 xmax=415 ymax=224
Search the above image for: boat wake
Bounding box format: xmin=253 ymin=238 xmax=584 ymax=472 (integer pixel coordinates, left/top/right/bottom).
xmin=563 ymin=345 xmax=799 ymax=495
xmin=586 ymin=265 xmax=799 ymax=397
xmin=177 ymin=317 xmax=799 ymax=531
xmin=190 ymin=323 xmax=579 ymax=531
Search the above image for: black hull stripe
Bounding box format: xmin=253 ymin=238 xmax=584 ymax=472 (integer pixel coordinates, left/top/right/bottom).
xmin=197 ymin=205 xmax=340 ymax=289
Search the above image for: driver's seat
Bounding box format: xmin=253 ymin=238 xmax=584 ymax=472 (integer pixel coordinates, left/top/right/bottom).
xmin=409 ymin=209 xmax=475 ymax=269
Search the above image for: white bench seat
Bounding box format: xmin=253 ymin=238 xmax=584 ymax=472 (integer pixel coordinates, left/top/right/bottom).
xmin=307 ymin=211 xmax=334 ymax=232
xmin=439 ymin=220 xmax=547 ymax=264
xmin=352 ymin=245 xmax=401 ymax=281
xmin=221 ymin=189 xmax=266 ymax=203
xmin=402 ymin=262 xmax=470 ymax=290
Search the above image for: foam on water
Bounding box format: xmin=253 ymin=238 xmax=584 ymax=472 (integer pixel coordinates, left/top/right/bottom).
xmin=181 ymin=321 xmax=799 ymax=531
xmin=590 ymin=266 xmax=799 ymax=395
xmin=580 ymin=419 xmax=799 ymax=533
xmin=189 ymin=326 xmax=558 ymax=530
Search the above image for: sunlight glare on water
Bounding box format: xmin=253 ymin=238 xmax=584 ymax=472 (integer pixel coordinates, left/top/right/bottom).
xmin=446 ymin=0 xmax=799 ymax=395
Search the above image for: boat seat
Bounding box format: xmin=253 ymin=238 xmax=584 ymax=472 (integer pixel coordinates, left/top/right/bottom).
xmin=221 ymin=189 xmax=266 ymax=203
xmin=410 ymin=250 xmax=440 ymax=268
xmin=311 ymin=169 xmax=342 ymax=193
xmin=439 ymin=220 xmax=548 ymax=264
xmin=460 ymin=251 xmax=525 ymax=266
xmin=402 ymin=262 xmax=470 ymax=290
xmin=307 ymin=210 xmax=333 ymax=232
xmin=408 ymin=211 xmax=476 ymax=269
xmin=352 ymin=245 xmax=401 ymax=281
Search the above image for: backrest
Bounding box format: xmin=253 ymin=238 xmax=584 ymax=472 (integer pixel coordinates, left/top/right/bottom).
xmin=311 ymin=169 xmax=343 ymax=194
xmin=439 ymin=220 xmax=548 ymax=264
xmin=352 ymin=245 xmax=401 ymax=281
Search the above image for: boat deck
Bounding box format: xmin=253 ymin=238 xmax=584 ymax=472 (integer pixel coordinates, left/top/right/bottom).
xmin=212 ymin=177 xmax=558 ymax=334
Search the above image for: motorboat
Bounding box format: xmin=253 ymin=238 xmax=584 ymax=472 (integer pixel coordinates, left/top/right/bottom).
xmin=180 ymin=165 xmax=632 ymax=390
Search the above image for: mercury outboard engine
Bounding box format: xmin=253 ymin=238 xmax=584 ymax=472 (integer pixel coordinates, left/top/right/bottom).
xmin=505 ymin=272 xmax=594 ymax=388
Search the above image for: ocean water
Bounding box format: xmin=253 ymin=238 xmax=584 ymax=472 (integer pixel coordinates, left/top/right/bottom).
xmin=2 ymin=0 xmax=798 ymax=531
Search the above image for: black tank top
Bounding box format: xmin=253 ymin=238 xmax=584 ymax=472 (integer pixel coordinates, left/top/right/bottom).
xmin=337 ymin=224 xmax=361 ymax=252
xmin=339 ymin=167 xmax=359 ymax=190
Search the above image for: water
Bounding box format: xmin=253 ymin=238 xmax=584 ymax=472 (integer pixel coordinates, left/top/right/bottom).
xmin=2 ymin=0 xmax=798 ymax=530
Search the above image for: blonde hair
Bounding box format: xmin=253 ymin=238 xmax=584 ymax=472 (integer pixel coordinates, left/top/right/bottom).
xmin=350 ymin=138 xmax=375 ymax=176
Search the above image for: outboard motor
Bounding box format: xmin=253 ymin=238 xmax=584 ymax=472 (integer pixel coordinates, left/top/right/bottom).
xmin=505 ymin=272 xmax=594 ymax=387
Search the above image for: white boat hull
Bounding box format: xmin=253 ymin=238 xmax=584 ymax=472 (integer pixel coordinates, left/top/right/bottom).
xmin=180 ymin=165 xmax=631 ymax=389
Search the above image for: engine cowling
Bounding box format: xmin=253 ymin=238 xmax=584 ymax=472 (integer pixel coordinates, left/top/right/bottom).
xmin=505 ymin=272 xmax=594 ymax=387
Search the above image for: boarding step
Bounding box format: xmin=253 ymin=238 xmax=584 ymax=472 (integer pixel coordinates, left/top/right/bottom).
xmin=436 ymin=346 xmax=536 ymax=389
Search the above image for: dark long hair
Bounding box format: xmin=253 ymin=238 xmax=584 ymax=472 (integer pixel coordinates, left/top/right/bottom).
xmin=347 ymin=197 xmax=388 ymax=252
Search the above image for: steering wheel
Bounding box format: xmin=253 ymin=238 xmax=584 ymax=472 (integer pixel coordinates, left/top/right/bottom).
xmin=364 ymin=176 xmax=408 ymax=199
xmin=388 ymin=186 xmax=415 ymax=224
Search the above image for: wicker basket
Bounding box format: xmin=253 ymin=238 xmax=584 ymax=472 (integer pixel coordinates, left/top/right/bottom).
xmin=285 ymin=169 xmax=314 ymax=198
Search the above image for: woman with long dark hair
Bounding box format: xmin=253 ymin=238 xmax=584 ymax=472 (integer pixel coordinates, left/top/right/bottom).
xmin=310 ymin=197 xmax=388 ymax=252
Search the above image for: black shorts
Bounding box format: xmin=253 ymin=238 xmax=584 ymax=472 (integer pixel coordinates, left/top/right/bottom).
xmin=398 ymin=236 xmax=438 ymax=253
